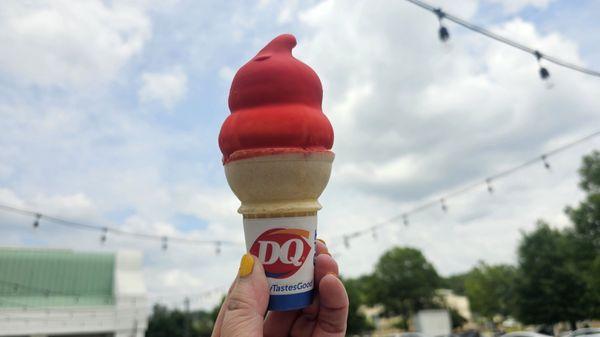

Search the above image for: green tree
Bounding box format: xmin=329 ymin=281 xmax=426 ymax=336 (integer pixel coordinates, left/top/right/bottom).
xmin=147 ymin=304 xmax=187 ymax=337
xmin=448 ymin=307 xmax=468 ymax=329
xmin=515 ymin=151 xmax=600 ymax=326
xmin=343 ymin=277 xmax=374 ymax=335
xmin=464 ymin=262 xmax=517 ymax=319
xmin=564 ymin=150 xmax=600 ymax=318
xmin=367 ymin=247 xmax=440 ymax=329
xmin=515 ymin=222 xmax=589 ymax=328
xmin=442 ymin=272 xmax=470 ymax=296
xmin=146 ymin=304 xmax=217 ymax=337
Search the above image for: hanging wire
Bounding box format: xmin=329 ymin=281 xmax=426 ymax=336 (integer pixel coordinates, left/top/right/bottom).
xmin=0 ymin=204 xmax=240 ymax=249
xmin=403 ymin=0 xmax=600 ymax=78
xmin=329 ymin=129 xmax=600 ymax=246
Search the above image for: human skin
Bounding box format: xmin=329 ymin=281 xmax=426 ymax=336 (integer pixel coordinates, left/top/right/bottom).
xmin=211 ymin=240 xmax=349 ymax=337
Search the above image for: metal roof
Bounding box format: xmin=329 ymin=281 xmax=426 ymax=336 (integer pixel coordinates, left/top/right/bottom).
xmin=0 ymin=247 xmax=115 ymax=308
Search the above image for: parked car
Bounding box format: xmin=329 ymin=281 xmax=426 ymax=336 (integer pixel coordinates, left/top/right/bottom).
xmin=501 ymin=332 xmax=553 ymax=337
xmin=393 ymin=333 xmax=428 ymax=337
xmin=569 ymin=329 xmax=600 ymax=337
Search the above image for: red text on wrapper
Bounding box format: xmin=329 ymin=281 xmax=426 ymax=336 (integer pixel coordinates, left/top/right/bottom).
xmin=249 ymin=228 xmax=311 ymax=279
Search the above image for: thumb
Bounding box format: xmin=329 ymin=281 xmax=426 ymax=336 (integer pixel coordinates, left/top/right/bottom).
xmin=216 ymin=254 xmax=269 ymax=337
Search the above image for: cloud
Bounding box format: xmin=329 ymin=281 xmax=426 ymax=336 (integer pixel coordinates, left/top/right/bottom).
xmin=1 ymin=0 xmax=599 ymax=309
xmin=0 ymin=1 xmax=150 ymax=88
xmin=294 ymin=0 xmax=600 ymax=275
xmin=138 ymin=67 xmax=188 ymax=110
xmin=483 ymin=0 xmax=556 ymax=14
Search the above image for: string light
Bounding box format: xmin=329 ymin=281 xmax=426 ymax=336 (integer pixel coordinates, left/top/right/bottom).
xmin=404 ymin=0 xmax=600 ymax=79
xmin=486 ymin=178 xmax=494 ymax=194
xmin=2 ymin=130 xmax=599 ymax=255
xmin=343 ymin=235 xmax=350 ymax=249
xmin=0 ymin=204 xmax=240 ymax=251
xmin=328 ymin=129 xmax=600 ymax=249
xmin=434 ymin=8 xmax=450 ymax=42
xmin=32 ymin=214 xmax=41 ymax=228
xmin=402 ymin=214 xmax=409 ymax=226
xmin=440 ymin=198 xmax=448 ymax=212
xmin=215 ymin=241 xmax=221 ymax=255
xmin=100 ymin=227 xmax=108 ymax=244
xmin=162 ymin=237 xmax=168 ymax=251
xmin=541 ymin=154 xmax=551 ymax=170
xmin=371 ymin=227 xmax=378 ymax=240
xmin=535 ymin=51 xmax=551 ymax=81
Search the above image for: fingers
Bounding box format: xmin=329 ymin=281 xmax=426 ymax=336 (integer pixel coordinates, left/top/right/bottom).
xmin=264 ymin=310 xmax=300 ymax=337
xmin=315 ymin=253 xmax=339 ymax=285
xmin=316 ymin=239 xmax=330 ymax=256
xmin=287 ymin=240 xmax=342 ymax=337
xmin=313 ymin=274 xmax=349 ymax=337
xmin=264 ymin=238 xmax=332 ymax=336
xmin=210 ymin=279 xmax=237 ymax=337
xmin=212 ymin=254 xmax=269 ymax=337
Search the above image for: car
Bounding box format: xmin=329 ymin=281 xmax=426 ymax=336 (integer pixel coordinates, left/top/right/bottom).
xmin=393 ymin=333 xmax=428 ymax=337
xmin=501 ymin=332 xmax=553 ymax=337
xmin=569 ymin=328 xmax=600 ymax=337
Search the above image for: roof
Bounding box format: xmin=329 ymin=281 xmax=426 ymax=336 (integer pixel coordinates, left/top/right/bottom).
xmin=0 ymin=247 xmax=115 ymax=308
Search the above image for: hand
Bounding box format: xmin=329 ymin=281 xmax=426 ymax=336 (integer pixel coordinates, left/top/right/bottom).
xmin=211 ymin=240 xmax=349 ymax=337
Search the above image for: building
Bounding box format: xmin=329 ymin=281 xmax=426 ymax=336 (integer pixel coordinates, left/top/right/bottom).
xmin=438 ymin=289 xmax=473 ymax=322
xmin=0 ymin=247 xmax=148 ymax=337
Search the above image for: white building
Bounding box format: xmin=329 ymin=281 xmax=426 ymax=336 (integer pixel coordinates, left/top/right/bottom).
xmin=0 ymin=248 xmax=148 ymax=337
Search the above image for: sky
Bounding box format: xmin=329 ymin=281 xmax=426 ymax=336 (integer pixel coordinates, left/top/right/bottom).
xmin=1 ymin=0 xmax=600 ymax=310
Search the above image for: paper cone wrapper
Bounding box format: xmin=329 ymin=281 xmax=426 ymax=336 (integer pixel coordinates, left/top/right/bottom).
xmin=244 ymin=215 xmax=317 ymax=311
xmin=225 ymin=151 xmax=333 ymax=311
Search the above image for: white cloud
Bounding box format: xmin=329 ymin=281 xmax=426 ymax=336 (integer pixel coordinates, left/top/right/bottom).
xmin=1 ymin=0 xmax=599 ymax=308
xmin=483 ymin=0 xmax=556 ymax=14
xmin=295 ymin=0 xmax=600 ymax=276
xmin=218 ymin=66 xmax=235 ymax=84
xmin=0 ymin=1 xmax=150 ymax=87
xmin=138 ymin=67 xmax=188 ymax=109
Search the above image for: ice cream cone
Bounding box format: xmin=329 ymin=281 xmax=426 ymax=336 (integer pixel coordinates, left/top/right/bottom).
xmin=219 ymin=34 xmax=334 ymax=311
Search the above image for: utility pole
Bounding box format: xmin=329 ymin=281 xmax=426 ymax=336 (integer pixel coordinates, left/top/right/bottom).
xmin=184 ymin=297 xmax=191 ymax=337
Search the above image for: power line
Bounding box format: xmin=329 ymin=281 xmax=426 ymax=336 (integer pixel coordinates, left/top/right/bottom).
xmin=0 ymin=204 xmax=241 ymax=251
xmin=0 ymin=278 xmax=79 ymax=298
xmin=334 ymin=129 xmax=600 ymax=248
xmin=404 ymin=0 xmax=600 ymax=78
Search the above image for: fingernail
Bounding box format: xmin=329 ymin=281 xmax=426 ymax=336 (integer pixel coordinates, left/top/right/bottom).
xmin=238 ymin=253 xmax=254 ymax=277
xmin=317 ymin=238 xmax=326 ymax=245
xmin=326 ymin=271 xmax=339 ymax=278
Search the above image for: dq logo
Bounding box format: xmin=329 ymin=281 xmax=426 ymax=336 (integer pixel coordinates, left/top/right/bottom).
xmin=250 ymin=228 xmax=311 ymax=279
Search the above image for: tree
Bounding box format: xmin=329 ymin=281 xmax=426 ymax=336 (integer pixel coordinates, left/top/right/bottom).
xmin=367 ymin=247 xmax=440 ymax=328
xmin=442 ymin=272 xmax=470 ymax=296
xmin=343 ymin=277 xmax=374 ymax=335
xmin=448 ymin=307 xmax=468 ymax=329
xmin=514 ymin=222 xmax=589 ymax=328
xmin=146 ymin=304 xmax=217 ymax=337
xmin=514 ymin=151 xmax=600 ymax=326
xmin=564 ymin=150 xmax=600 ymax=318
xmin=464 ymin=262 xmax=517 ymax=319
